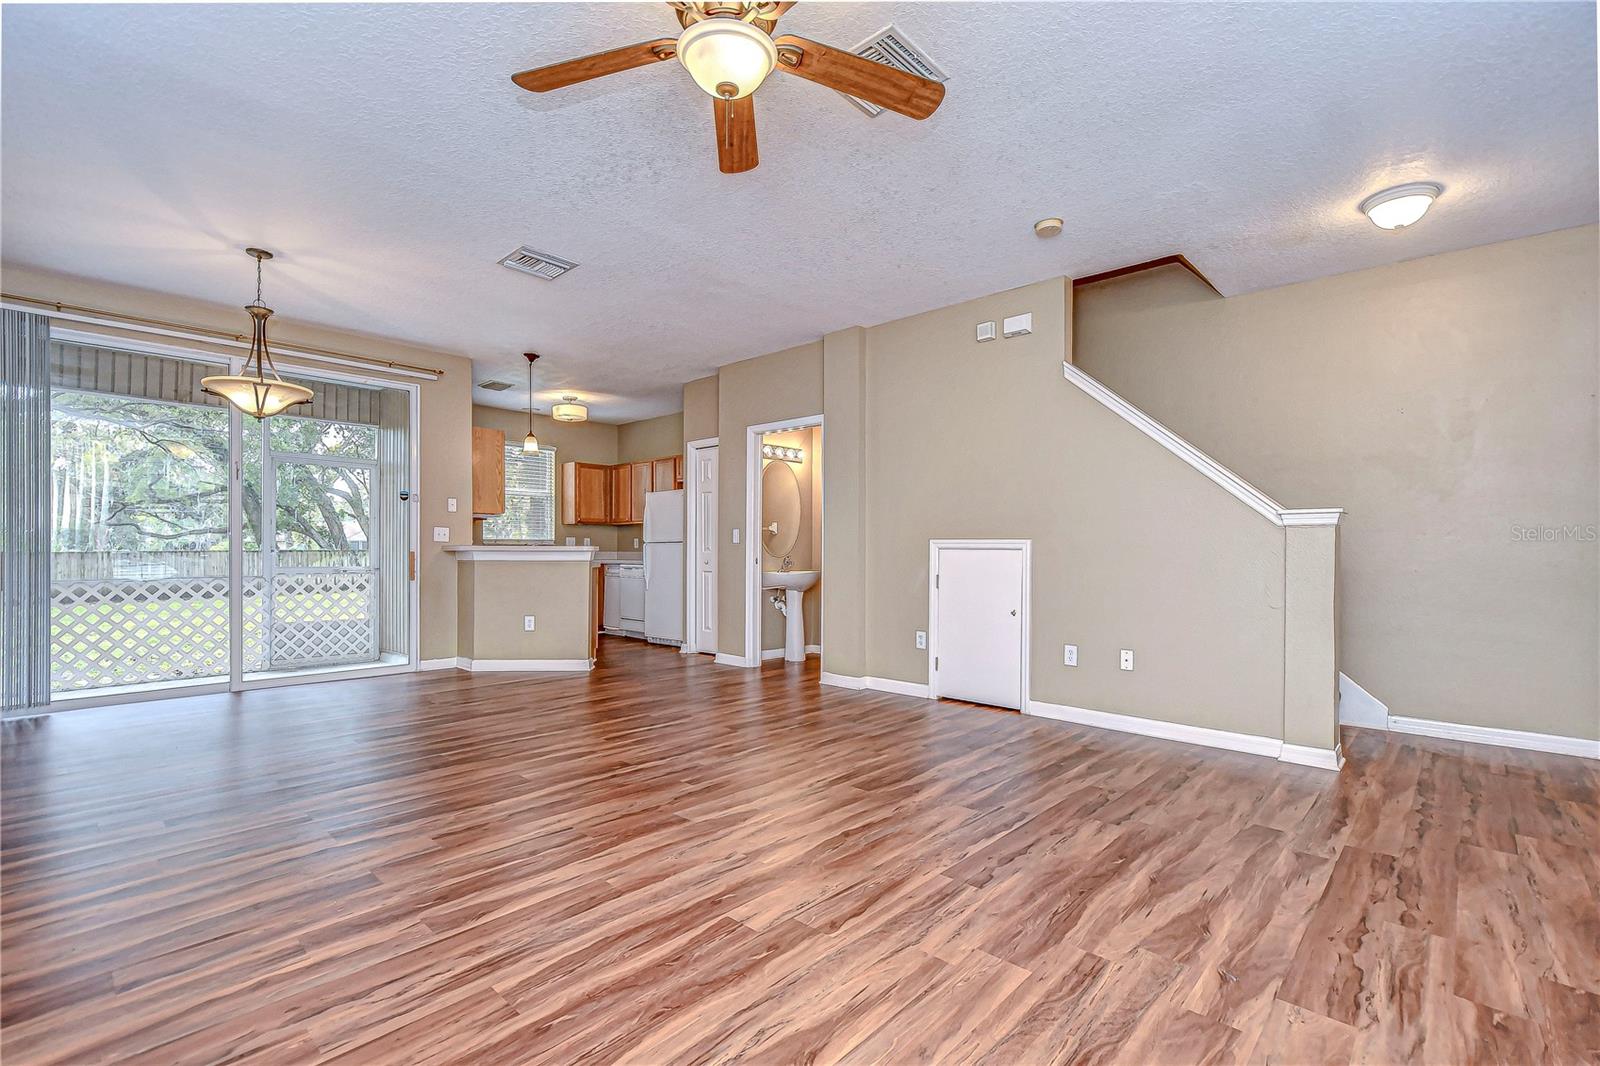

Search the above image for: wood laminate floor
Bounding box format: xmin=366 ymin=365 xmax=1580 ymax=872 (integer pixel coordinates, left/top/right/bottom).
xmin=3 ymin=638 xmax=1596 ymax=1065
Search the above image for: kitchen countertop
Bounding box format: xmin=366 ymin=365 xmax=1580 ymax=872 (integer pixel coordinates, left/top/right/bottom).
xmin=443 ymin=544 xmax=597 ymax=562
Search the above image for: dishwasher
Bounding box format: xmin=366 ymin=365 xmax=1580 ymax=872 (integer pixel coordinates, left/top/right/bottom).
xmin=612 ymin=564 xmax=645 ymax=636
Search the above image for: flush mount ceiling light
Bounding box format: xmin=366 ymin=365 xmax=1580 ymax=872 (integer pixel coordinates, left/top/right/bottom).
xmin=522 ymin=353 xmax=541 ymax=453
xmin=1034 ymin=218 xmax=1064 ymax=238
xmin=200 ymin=249 xmax=314 ymax=419
xmin=551 ymin=395 xmax=589 ymax=423
xmin=1360 ymin=182 xmax=1442 ymax=230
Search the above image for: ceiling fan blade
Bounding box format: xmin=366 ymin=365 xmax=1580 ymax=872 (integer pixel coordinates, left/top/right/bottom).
xmin=511 ymin=38 xmax=677 ymax=92
xmin=771 ymin=35 xmax=944 ymax=120
xmin=713 ymin=96 xmax=758 ymax=173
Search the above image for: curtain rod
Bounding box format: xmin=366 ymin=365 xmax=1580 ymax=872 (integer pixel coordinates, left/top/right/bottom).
xmin=1 ymin=291 xmax=446 ymax=380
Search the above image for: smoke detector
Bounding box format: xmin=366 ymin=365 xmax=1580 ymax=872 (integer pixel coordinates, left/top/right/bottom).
xmin=841 ymin=26 xmax=947 ymax=116
xmin=498 ymin=246 xmax=579 ymax=280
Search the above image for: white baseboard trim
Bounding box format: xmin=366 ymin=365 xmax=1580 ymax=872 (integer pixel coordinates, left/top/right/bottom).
xmin=865 ymin=676 xmax=931 ymax=699
xmin=1280 ymin=742 xmax=1345 ymax=771
xmin=1338 ymin=673 xmax=1389 ymax=729
xmin=714 ymin=652 xmax=754 ymax=669
xmin=456 ymin=657 xmax=594 ymax=673
xmin=1389 ymin=716 xmax=1600 ymax=760
xmin=817 ymin=673 xmax=930 ymax=698
xmin=1027 ymin=699 xmax=1285 ymax=760
xmin=418 ymin=657 xmax=461 ymax=671
xmin=805 ymin=644 xmax=822 ymax=655
xmin=761 ymin=648 xmax=785 ymax=661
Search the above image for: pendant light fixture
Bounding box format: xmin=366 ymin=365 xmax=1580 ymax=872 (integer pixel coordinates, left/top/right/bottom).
xmin=522 ymin=352 xmax=541 ymax=453
xmin=551 ymin=395 xmax=588 ymax=423
xmin=200 ymin=248 xmax=314 ymax=418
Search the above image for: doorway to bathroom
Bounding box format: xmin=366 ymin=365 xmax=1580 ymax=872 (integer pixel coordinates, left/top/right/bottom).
xmin=743 ymin=416 xmax=822 ymax=669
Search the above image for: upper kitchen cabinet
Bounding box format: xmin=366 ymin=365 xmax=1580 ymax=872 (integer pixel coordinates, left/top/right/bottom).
xmin=562 ymin=461 xmax=612 ymax=526
xmin=471 ymin=427 xmax=505 ymax=515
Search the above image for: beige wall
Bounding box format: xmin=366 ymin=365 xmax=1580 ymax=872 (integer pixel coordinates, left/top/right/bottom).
xmin=851 ymin=278 xmax=1292 ymax=740
xmin=683 ymin=375 xmax=719 ymax=445
xmin=716 ymin=342 xmax=824 ymax=658
xmin=1074 ymin=225 xmax=1600 ymax=741
xmin=471 ymin=405 xmax=622 ymax=551
xmin=456 ymin=559 xmax=592 ymax=661
xmin=619 ymin=412 xmax=684 ymax=463
xmin=2 ymin=262 xmax=474 ymax=662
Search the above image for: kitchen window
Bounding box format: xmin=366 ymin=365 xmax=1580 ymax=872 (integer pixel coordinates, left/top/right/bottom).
xmin=482 ymin=445 xmax=557 ymax=544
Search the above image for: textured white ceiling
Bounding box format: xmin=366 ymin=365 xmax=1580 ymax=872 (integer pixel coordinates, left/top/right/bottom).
xmin=3 ymin=2 xmax=1595 ymax=421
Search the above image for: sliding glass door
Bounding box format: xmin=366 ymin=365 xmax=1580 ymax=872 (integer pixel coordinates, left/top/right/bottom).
xmin=47 ymin=338 xmax=414 ymax=703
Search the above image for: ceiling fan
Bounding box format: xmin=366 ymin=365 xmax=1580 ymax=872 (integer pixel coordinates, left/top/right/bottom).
xmin=511 ymin=2 xmax=946 ymax=174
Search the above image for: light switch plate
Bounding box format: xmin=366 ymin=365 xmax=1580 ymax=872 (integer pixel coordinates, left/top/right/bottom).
xmin=1120 ymin=648 xmax=1135 ymax=671
xmin=446 ymin=497 xmax=458 ymax=513
xmin=432 ymin=526 xmax=450 ymax=542
xmin=1002 ymin=312 xmax=1033 ymax=338
xmin=1064 ymin=644 xmax=1078 ymax=666
xmin=565 ymin=537 xmax=576 ymax=546
xmin=583 ymin=537 xmax=591 ymax=546
xmin=915 ymin=630 xmax=927 ymax=650
xmin=733 ymin=528 xmax=741 ymax=544
xmin=523 ymin=615 xmax=536 ymax=632
xmin=976 ymin=321 xmax=997 ymax=342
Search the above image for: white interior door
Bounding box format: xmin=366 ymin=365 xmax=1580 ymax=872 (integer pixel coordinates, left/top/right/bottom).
xmin=933 ymin=546 xmax=1025 ymax=709
xmin=693 ymin=445 xmax=718 ymax=653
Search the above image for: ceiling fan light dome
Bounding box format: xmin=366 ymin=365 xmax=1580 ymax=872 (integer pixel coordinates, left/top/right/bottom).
xmin=1360 ymin=182 xmax=1442 ymax=230
xmin=677 ymin=18 xmax=777 ymax=100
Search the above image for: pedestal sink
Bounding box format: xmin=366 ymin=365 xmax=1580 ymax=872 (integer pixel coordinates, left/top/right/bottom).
xmin=763 ymin=570 xmax=819 ymax=662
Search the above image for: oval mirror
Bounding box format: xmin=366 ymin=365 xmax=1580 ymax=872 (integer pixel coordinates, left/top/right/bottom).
xmin=761 ymin=459 xmax=801 ymax=558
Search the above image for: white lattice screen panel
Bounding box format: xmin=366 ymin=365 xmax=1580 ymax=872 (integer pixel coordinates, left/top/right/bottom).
xmin=52 ymin=577 xmax=234 ymax=690
xmin=52 ymin=572 xmax=377 ymax=692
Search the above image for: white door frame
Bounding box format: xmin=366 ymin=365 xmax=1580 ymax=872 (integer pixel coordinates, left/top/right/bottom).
xmin=927 ymin=539 xmax=1031 ymax=706
xmin=743 ymin=414 xmax=823 ymax=668
xmin=683 ymin=436 xmax=718 ymax=654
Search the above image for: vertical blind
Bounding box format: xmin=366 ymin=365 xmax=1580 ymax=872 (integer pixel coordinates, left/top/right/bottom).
xmin=1 ymin=310 xmax=53 ymax=715
xmin=482 ymin=445 xmax=556 ymax=543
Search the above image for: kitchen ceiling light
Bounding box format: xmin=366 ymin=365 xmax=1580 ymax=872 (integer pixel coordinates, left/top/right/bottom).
xmin=676 ymin=16 xmax=777 ymax=100
xmin=1034 ymin=218 xmax=1064 ymax=238
xmin=1360 ymin=182 xmax=1441 ymax=230
xmin=200 ymin=249 xmax=313 ymax=419
xmin=551 ymin=395 xmax=588 ymax=423
xmin=522 ymin=353 xmax=540 ymax=453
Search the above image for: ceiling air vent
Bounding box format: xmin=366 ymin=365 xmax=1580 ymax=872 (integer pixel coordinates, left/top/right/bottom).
xmin=842 ymin=26 xmax=948 ymax=117
xmin=498 ymin=246 xmax=578 ymax=281
xmin=476 ymin=379 xmax=515 ymax=392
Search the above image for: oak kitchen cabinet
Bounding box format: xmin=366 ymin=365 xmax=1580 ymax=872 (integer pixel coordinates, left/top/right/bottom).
xmin=471 ymin=427 xmax=505 ymax=515
xmin=559 ymin=454 xmax=685 ymax=526
xmin=562 ymin=461 xmax=612 ymax=526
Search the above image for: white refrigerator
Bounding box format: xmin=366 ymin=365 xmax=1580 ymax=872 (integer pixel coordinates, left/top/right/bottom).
xmin=643 ymin=489 xmax=685 ymax=645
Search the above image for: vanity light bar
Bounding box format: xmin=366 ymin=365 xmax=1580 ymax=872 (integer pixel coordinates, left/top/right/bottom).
xmin=761 ymin=444 xmax=803 ymax=462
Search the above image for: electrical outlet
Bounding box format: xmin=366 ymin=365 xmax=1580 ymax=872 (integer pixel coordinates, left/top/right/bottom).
xmin=583 ymin=537 xmax=591 ymax=546
xmin=633 ymin=538 xmax=640 ymax=549
xmin=915 ymin=630 xmax=927 ymax=650
xmin=446 ymin=497 xmax=458 ymax=513
xmin=565 ymin=536 xmax=576 ymax=546
xmin=1120 ymin=649 xmax=1135 ymax=671
xmin=432 ymin=526 xmax=450 ymax=543
xmin=523 ymin=615 xmax=535 ymax=632
xmin=1063 ymin=644 xmax=1078 ymax=666
xmin=733 ymin=528 xmax=741 ymax=544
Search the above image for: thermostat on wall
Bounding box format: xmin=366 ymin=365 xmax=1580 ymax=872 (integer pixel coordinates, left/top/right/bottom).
xmin=1002 ymin=313 xmax=1033 ymax=338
